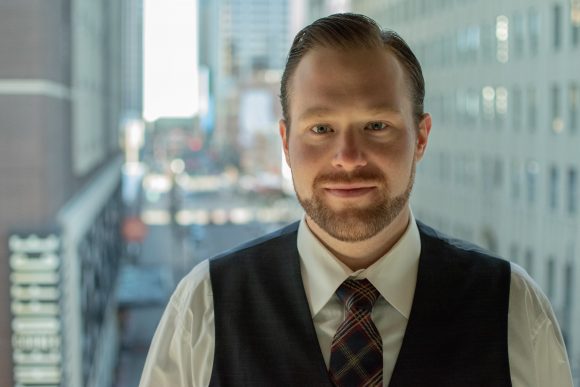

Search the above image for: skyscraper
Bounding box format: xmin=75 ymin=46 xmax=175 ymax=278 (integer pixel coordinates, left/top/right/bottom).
xmin=200 ymin=0 xmax=292 ymax=170
xmin=351 ymin=0 xmax=580 ymax=381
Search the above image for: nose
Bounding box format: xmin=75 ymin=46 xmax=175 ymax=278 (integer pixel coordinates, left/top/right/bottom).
xmin=331 ymin=133 xmax=367 ymax=171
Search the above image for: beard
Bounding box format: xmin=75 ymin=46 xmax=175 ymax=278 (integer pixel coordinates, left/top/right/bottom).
xmin=295 ymin=162 xmax=415 ymax=242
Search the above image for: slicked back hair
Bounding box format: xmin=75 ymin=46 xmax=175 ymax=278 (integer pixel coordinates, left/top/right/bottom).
xmin=280 ymin=13 xmax=425 ymax=128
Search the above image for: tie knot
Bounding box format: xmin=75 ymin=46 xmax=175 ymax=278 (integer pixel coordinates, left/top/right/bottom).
xmin=335 ymin=279 xmax=380 ymax=313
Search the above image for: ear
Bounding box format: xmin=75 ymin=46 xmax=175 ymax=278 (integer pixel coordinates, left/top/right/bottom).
xmin=279 ymin=119 xmax=291 ymax=167
xmin=415 ymin=113 xmax=431 ymax=162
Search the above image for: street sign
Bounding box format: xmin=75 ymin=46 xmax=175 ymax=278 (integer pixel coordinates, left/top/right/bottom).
xmin=8 ymin=231 xmax=63 ymax=387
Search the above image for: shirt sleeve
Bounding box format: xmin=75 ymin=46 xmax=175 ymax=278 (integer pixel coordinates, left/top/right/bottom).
xmin=139 ymin=259 xmax=215 ymax=387
xmin=508 ymin=263 xmax=573 ymax=387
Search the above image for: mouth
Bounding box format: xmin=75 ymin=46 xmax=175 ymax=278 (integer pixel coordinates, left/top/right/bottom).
xmin=322 ymin=184 xmax=377 ymax=198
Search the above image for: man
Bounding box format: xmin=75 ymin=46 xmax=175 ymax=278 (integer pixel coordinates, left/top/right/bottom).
xmin=140 ymin=13 xmax=573 ymax=386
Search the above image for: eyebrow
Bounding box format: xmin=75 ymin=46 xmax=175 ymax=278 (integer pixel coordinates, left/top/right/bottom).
xmin=297 ymin=105 xmax=402 ymax=122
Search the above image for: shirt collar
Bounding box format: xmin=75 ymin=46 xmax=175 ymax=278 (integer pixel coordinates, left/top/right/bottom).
xmin=298 ymin=209 xmax=421 ymax=319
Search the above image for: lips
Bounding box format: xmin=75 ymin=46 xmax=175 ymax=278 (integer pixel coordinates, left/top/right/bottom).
xmin=323 ymin=185 xmax=377 ymax=198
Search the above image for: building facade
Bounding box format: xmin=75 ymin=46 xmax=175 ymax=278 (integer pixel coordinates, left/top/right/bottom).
xmin=200 ymin=0 xmax=292 ymax=171
xmin=349 ymin=0 xmax=580 ymax=381
xmin=0 ymin=0 xmax=142 ymax=386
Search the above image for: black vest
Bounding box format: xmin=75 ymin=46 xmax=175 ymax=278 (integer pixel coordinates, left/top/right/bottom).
xmin=209 ymin=221 xmax=512 ymax=386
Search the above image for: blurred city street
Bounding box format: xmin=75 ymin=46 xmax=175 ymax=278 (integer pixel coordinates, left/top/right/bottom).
xmin=114 ymin=178 xmax=302 ymax=386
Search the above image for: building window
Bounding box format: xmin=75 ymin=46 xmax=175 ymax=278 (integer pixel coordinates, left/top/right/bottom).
xmin=511 ymin=160 xmax=522 ymax=202
xmin=457 ymin=25 xmax=480 ymax=64
xmin=551 ymin=84 xmax=563 ymax=133
xmin=496 ymin=15 xmax=509 ymax=62
xmin=527 ymin=86 xmax=537 ymax=131
xmin=573 ymin=0 xmax=580 ymax=46
xmin=546 ymin=257 xmax=556 ymax=300
xmin=496 ymin=87 xmax=508 ymax=127
xmin=466 ymin=89 xmax=480 ymax=124
xmin=525 ymin=249 xmax=534 ymax=277
xmin=553 ymin=3 xmax=562 ymax=50
xmin=512 ymin=12 xmax=525 ymax=57
xmin=528 ymin=8 xmax=540 ymax=55
xmin=482 ymin=86 xmax=496 ymax=122
xmin=570 ymin=83 xmax=579 ymax=133
xmin=548 ymin=165 xmax=559 ymax=211
xmin=526 ymin=160 xmax=539 ymax=205
xmin=512 ymin=85 xmax=522 ymax=130
xmin=568 ymin=167 xmax=578 ymax=214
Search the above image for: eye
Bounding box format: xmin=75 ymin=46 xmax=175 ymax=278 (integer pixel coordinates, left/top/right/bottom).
xmin=310 ymin=124 xmax=333 ymax=134
xmin=365 ymin=121 xmax=388 ymax=131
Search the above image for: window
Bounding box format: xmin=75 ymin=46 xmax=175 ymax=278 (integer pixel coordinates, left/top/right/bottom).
xmin=456 ymin=89 xmax=480 ymax=125
xmin=511 ymin=160 xmax=522 ymax=202
xmin=528 ymin=8 xmax=540 ymax=55
xmin=482 ymin=86 xmax=496 ymax=122
xmin=551 ymin=84 xmax=563 ymax=133
xmin=482 ymin=156 xmax=493 ymax=192
xmin=548 ymin=165 xmax=559 ymax=211
xmin=512 ymin=86 xmax=522 ymax=130
xmin=457 ymin=25 xmax=480 ymax=64
xmin=553 ymin=4 xmax=562 ymax=50
xmin=526 ymin=160 xmax=539 ymax=205
xmin=496 ymin=87 xmax=508 ymax=127
xmin=466 ymin=89 xmax=480 ymax=124
xmin=525 ymin=249 xmax=534 ymax=277
xmin=573 ymin=0 xmax=580 ymax=46
xmin=496 ymin=15 xmax=509 ymax=62
xmin=546 ymin=257 xmax=556 ymax=299
xmin=568 ymin=168 xmax=578 ymax=214
xmin=527 ymin=86 xmax=537 ymax=131
xmin=570 ymin=83 xmax=579 ymax=133
xmin=512 ymin=12 xmax=525 ymax=57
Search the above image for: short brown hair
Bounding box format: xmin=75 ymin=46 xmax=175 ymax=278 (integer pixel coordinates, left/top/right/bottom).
xmin=280 ymin=13 xmax=425 ymax=126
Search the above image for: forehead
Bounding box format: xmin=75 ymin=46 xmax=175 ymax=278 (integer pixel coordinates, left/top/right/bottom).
xmin=288 ymin=46 xmax=411 ymax=119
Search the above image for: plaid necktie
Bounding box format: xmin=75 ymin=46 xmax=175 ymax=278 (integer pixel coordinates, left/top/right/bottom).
xmin=328 ymin=279 xmax=382 ymax=387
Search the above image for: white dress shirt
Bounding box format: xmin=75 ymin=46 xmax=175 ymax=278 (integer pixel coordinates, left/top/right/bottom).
xmin=139 ymin=213 xmax=573 ymax=387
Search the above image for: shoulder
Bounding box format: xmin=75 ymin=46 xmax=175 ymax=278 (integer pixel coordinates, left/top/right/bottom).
xmin=140 ymin=260 xmax=214 ymax=387
xmin=167 ymin=259 xmax=213 ymax=334
xmin=508 ymin=262 xmax=557 ymax=328
xmin=507 ymin=263 xmax=572 ymax=385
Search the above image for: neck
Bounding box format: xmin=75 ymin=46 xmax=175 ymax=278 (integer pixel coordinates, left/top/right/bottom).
xmin=306 ymin=207 xmax=411 ymax=271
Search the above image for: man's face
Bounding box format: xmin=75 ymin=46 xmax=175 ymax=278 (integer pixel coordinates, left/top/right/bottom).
xmin=280 ymin=46 xmax=431 ymax=242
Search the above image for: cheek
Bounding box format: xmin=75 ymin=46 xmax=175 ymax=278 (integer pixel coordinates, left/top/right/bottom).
xmin=288 ymin=140 xmax=323 ymax=166
xmin=288 ymin=144 xmax=322 ymax=187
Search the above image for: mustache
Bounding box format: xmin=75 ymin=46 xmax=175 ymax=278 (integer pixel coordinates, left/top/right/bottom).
xmin=313 ymin=169 xmax=386 ymax=185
